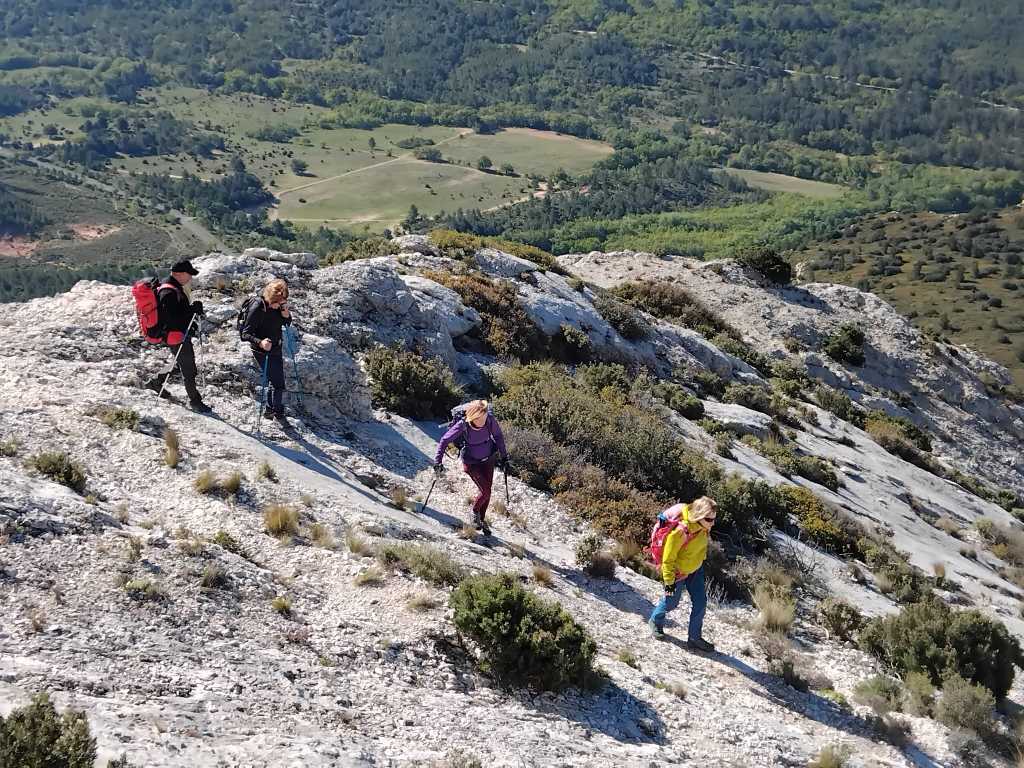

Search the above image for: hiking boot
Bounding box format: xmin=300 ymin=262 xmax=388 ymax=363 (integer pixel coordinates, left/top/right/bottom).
xmin=472 ymin=512 xmax=484 ymax=532
xmin=273 ymin=411 xmax=290 ymax=427
xmin=648 ymin=620 xmax=666 ymax=640
xmin=189 ymin=399 xmax=213 ymax=414
xmin=687 ymin=637 xmax=715 ymax=653
xmin=479 ymin=518 xmax=492 ymax=536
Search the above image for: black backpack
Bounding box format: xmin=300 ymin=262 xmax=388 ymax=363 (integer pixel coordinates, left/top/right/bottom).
xmin=236 ymin=296 xmax=262 ymax=339
xmin=446 ymin=402 xmax=495 ymax=456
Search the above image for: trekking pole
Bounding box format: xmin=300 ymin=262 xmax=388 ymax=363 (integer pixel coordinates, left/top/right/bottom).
xmin=419 ymin=472 xmax=440 ymax=514
xmin=157 ymin=314 xmax=200 ymax=401
xmin=504 ymin=467 xmax=510 ymax=506
xmin=283 ymin=325 xmax=303 ymax=407
xmin=254 ymin=355 xmax=270 ymax=434
xmin=196 ymin=321 xmax=206 ymax=389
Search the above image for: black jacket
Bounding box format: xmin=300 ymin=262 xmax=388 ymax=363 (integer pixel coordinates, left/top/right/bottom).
xmin=157 ymin=276 xmax=198 ymax=333
xmin=240 ymin=298 xmax=292 ymax=354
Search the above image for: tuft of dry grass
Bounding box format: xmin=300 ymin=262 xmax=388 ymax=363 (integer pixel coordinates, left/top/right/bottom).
xmin=932 ymin=562 xmax=947 ymax=583
xmin=221 ymin=471 xmax=242 ymax=496
xmin=491 ymin=501 xmax=508 ymax=517
xmin=114 ymin=502 xmax=129 ymax=524
xmin=199 ymin=563 xmax=229 ymax=590
xmin=934 ymin=515 xmax=963 ymax=538
xmin=457 ymin=523 xmax=478 ymax=539
xmin=194 ymin=469 xmax=216 ymax=494
xmin=257 ymin=460 xmax=278 ymax=483
xmin=655 ymin=680 xmax=687 ymax=700
xmin=532 ymin=563 xmax=553 ymax=586
xmin=389 ymin=486 xmax=409 ymax=509
xmin=354 ymin=566 xmax=385 ymax=586
xmin=507 ymin=542 xmax=526 ymax=559
xmin=346 ymin=530 xmax=374 ymax=557
xmin=507 ymin=512 xmax=529 ymax=530
xmin=163 ymin=427 xmax=180 ymax=468
xmin=271 ymin=596 xmax=292 ymax=616
xmin=874 ymin=571 xmax=895 ymax=593
xmin=300 ymin=492 xmax=315 ymax=508
xmin=28 ymin=608 xmax=46 ymax=634
xmin=263 ymin=504 xmax=299 ymax=537
xmin=615 ymin=648 xmax=639 ymax=669
xmin=809 ymin=744 xmax=852 ymax=768
xmin=406 ymin=591 xmax=440 ymax=612
xmin=754 ymin=585 xmax=795 ymax=633
xmin=125 ymin=536 xmax=143 ymax=563
xmin=309 ymin=523 xmax=335 ymax=549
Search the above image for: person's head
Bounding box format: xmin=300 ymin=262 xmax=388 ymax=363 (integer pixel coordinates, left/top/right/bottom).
xmin=465 ymin=399 xmax=489 ymax=429
xmin=170 ymin=259 xmax=199 ymax=286
xmin=688 ymin=496 xmax=718 ymax=531
xmin=262 ymin=278 xmax=289 ymax=308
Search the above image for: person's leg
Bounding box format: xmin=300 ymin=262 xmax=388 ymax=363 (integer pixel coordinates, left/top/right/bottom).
xmin=684 ymin=566 xmax=708 ymax=642
xmin=473 ymin=459 xmax=495 ymax=520
xmin=252 ymin=350 xmax=270 ymax=412
xmin=174 ymin=340 xmax=202 ymax=402
xmin=649 ymin=579 xmax=684 ymax=630
xmin=267 ymin=354 xmax=286 ymax=413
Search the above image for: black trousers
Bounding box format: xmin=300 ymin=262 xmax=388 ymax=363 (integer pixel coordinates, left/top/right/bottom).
xmin=253 ymin=350 xmax=286 ymax=413
xmin=149 ymin=339 xmax=201 ymax=402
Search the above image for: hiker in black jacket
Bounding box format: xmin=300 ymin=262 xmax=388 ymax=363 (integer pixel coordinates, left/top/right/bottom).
xmin=145 ymin=260 xmax=211 ymax=413
xmin=240 ymin=278 xmax=292 ymax=424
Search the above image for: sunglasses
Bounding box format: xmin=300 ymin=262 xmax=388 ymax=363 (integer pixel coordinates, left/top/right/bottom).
xmin=701 ymin=516 xmax=717 ymax=525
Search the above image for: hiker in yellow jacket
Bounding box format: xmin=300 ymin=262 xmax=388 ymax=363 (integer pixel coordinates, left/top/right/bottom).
xmin=648 ymin=497 xmax=718 ymax=651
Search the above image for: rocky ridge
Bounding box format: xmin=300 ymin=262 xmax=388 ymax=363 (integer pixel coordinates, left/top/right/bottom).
xmin=0 ymin=240 xmax=1022 ymax=766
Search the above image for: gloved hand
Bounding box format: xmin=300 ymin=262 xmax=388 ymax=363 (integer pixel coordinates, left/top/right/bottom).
xmin=191 ymin=300 xmax=205 ymax=317
xmin=497 ymin=455 xmax=509 ymax=470
xmin=664 ymin=583 xmax=676 ymax=597
xmin=433 ymin=463 xmax=445 ymax=477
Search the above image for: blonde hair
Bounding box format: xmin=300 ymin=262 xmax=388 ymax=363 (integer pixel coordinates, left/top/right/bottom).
xmin=688 ymin=496 xmax=718 ymax=522
xmin=262 ymin=278 xmax=289 ymax=304
xmin=465 ymin=400 xmax=489 ymax=423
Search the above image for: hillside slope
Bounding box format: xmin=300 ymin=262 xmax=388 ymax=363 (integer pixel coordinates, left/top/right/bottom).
xmin=1 ymin=241 xmax=1023 ymax=766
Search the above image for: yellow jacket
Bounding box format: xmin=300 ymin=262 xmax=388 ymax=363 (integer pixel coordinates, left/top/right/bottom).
xmin=660 ymin=505 xmax=709 ymax=586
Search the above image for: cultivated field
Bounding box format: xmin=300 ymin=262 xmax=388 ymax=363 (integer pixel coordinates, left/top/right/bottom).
xmin=439 ymin=127 xmax=613 ymax=176
xmin=720 ymin=167 xmax=845 ymax=199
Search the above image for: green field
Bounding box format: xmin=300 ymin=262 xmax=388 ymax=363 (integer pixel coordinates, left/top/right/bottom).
xmin=439 ymin=128 xmax=613 ymax=177
xmin=276 ymin=156 xmax=532 ymax=227
xmin=720 ymin=168 xmax=845 ymax=199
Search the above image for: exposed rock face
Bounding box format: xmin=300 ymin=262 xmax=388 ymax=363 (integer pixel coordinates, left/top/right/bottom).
xmin=1 ymin=241 xmax=1023 ymax=767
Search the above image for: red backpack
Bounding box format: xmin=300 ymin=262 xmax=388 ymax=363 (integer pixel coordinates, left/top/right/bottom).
xmin=645 ymin=503 xmax=699 ymax=568
xmin=132 ymin=278 xmax=176 ymax=345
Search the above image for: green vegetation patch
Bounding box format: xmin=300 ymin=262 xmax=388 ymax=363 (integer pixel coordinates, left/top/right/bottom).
xmin=364 ymin=346 xmax=461 ymax=420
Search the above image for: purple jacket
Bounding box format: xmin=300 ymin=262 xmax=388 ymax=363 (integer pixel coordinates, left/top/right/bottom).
xmin=435 ymin=414 xmax=508 ymax=465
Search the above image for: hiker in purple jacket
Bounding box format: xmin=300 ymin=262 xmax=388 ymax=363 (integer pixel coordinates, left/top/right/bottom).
xmin=433 ymin=399 xmax=509 ymax=535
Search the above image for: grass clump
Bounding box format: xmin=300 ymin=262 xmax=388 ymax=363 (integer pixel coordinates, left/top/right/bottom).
xmin=813 ymin=385 xmax=865 ymax=427
xmin=263 ymin=503 xmax=299 ymax=537
xmin=575 ymin=532 xmax=617 ymax=579
xmin=199 ymin=563 xmax=229 ymax=590
xmin=377 ymin=541 xmax=465 ymax=587
xmin=853 ymin=675 xmax=904 ymax=715
xmin=27 ymin=451 xmax=86 ymax=493
xmin=816 ymin=598 xmax=864 ymax=641
xmin=406 ymin=591 xmax=440 ymax=612
xmin=974 ymin=518 xmax=1024 ymax=565
xmin=859 ymin=537 xmax=932 ymax=603
xmin=163 ymin=427 xmax=180 ymax=468
xmin=309 ymin=523 xmax=335 ymax=549
xmin=211 ymin=530 xmax=245 ymax=558
xmin=450 ymin=573 xmax=597 ymax=691
xmin=364 ymin=345 xmax=461 ymax=419
xmin=193 ymin=469 xmax=242 ymax=497
xmin=808 ymin=743 xmax=852 ymax=768
xmin=859 ymin=599 xmax=1022 ymax=699
xmin=354 ymin=566 xmax=385 ymax=586
xmin=532 ymin=563 xmax=553 ymax=586
xmin=346 ymin=530 xmax=374 ymax=557
xmin=822 ymin=324 xmax=866 ymax=366
xmin=271 ymin=596 xmax=291 ymax=616
xmin=0 ymin=693 xmax=96 ymax=768
xmin=753 ymin=584 xmax=795 ymax=634
xmin=0 ymin=437 xmax=19 ymax=456
xmin=256 ymin=460 xmax=278 ymax=482
xmin=655 ymin=680 xmax=688 ymax=700
xmin=615 ymin=648 xmax=639 ymax=669
xmin=93 ymin=406 xmax=139 ymax=431
xmin=123 ymin=578 xmax=165 ymax=601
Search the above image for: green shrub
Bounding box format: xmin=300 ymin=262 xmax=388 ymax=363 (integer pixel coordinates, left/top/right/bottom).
xmin=858 ymin=599 xmax=1022 ymax=699
xmin=554 ymin=463 xmax=663 ymax=545
xmin=690 ymin=370 xmax=727 ymax=399
xmin=575 ymin=532 xmax=616 ymax=579
xmin=853 ymin=675 xmax=904 ymax=715
xmin=92 ymin=406 xmax=139 ymax=431
xmin=903 ymin=670 xmax=935 ymax=717
xmin=593 ymin=294 xmax=650 ymax=340
xmin=430 ymin=272 xmax=544 ymax=361
xmin=822 ymin=325 xmax=866 ymax=366
xmin=429 ymin=229 xmax=561 ymax=271
xmin=864 ymin=411 xmax=931 ymax=452
xmin=611 ymin=280 xmax=733 ymax=338
xmin=736 ymin=246 xmax=792 ymax=284
xmin=364 ymin=346 xmax=461 ymax=419
xmin=816 ymin=597 xmax=864 ymax=641
xmin=746 ymin=439 xmax=840 ymax=492
xmin=322 ymin=236 xmax=394 ymax=265
xmin=779 ymin=486 xmax=861 ymax=554
xmin=450 ymin=573 xmax=597 ymax=690
xmin=550 ymin=323 xmax=592 ymax=363
xmin=722 ymin=384 xmax=775 ymax=415
xmin=858 ymin=538 xmax=931 ymax=603
xmin=27 ymin=452 xmax=86 ymax=493
xmin=813 ymin=385 xmax=865 ymax=428
xmin=0 ymin=693 xmax=95 ymax=768
xmin=935 ymin=674 xmax=996 ymax=735
xmin=377 ymin=542 xmax=465 ymax=587
xmin=503 ymin=426 xmax=576 ymax=492
xmin=650 ymin=381 xmax=704 ymax=419
xmin=712 ymin=334 xmax=772 ymax=375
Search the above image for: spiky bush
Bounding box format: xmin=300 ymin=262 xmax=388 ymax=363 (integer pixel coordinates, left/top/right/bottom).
xmin=822 ymin=324 xmax=866 ymax=366
xmin=450 ymin=573 xmax=596 ymax=690
xmin=593 ymin=294 xmax=650 ymax=340
xmin=0 ymin=693 xmax=95 ymax=768
xmin=364 ymin=346 xmax=461 ymax=419
xmin=574 ymin=532 xmax=616 ymax=579
xmin=27 ymin=452 xmax=86 ymax=493
xmin=816 ymin=597 xmax=864 ymax=641
xmin=377 ymin=542 xmax=465 ymax=587
xmin=736 ymin=246 xmax=792 ymax=284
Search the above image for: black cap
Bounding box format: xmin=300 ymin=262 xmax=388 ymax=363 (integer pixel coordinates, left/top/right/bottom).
xmin=171 ymin=260 xmax=200 ymax=275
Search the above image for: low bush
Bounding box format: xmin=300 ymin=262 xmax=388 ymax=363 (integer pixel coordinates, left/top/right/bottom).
xmin=0 ymin=693 xmax=96 ymax=768
xmin=779 ymin=486 xmax=861 ymax=555
xmin=503 ymin=426 xmax=576 ymax=492
xmin=753 ymin=585 xmax=795 ymax=633
xmin=212 ymin=530 xmax=245 ymax=558
xmin=722 ymin=384 xmax=775 ymax=415
xmin=549 ymin=323 xmax=592 ymax=363
xmin=813 ymin=385 xmax=865 ymax=428
xmin=593 ymin=294 xmax=650 ymax=340
xmin=555 ymin=466 xmax=664 ymax=545
xmin=745 ymin=438 xmax=840 ymax=492
xmin=611 ymin=280 xmax=733 ymax=339
xmin=450 ymin=573 xmax=597 ymax=690
xmin=865 ymin=411 xmax=932 ymax=452
xmin=364 ymin=346 xmax=461 ymax=420
xmin=736 ymin=246 xmax=792 ymax=284
xmin=27 ymin=451 xmax=86 ymax=493
xmin=816 ymin=597 xmax=864 ymax=641
xmin=712 ymin=334 xmax=772 ymax=375
xmin=649 ymin=381 xmax=704 ymax=419
xmin=858 ymin=599 xmax=1022 ymax=699
xmin=903 ymin=670 xmax=935 ymax=717
xmin=429 ymin=229 xmax=561 ymax=272
xmin=935 ymin=674 xmax=996 ymax=736
xmin=822 ymin=324 xmax=866 ymax=366
xmin=690 ymin=370 xmax=727 ymax=399
xmin=321 ymin=236 xmax=394 ymax=265
xmin=377 ymin=542 xmax=465 ymax=587
xmin=808 ymin=743 xmax=852 ymax=768
xmin=858 ymin=538 xmax=931 ymax=603
xmin=93 ymin=406 xmax=139 ymax=431
xmin=575 ymin=532 xmax=617 ymax=579
xmin=853 ymin=675 xmax=904 ymax=715
xmin=974 ymin=518 xmax=1024 ymax=566
xmin=0 ymin=437 xmax=18 ymax=456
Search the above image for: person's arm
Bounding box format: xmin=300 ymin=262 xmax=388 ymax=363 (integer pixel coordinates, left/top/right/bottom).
xmin=434 ymin=421 xmax=463 ymax=465
xmin=490 ymin=416 xmax=509 ymax=460
xmin=239 ymin=300 xmax=265 ymax=345
xmin=660 ymin=528 xmax=682 ymax=588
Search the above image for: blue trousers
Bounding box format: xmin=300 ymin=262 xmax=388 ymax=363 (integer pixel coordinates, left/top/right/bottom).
xmin=253 ymin=350 xmax=285 ymax=413
xmin=649 ymin=566 xmax=707 ymax=640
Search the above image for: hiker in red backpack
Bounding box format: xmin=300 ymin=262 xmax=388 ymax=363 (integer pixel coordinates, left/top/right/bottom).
xmin=433 ymin=399 xmax=509 ymax=536
xmin=143 ymin=260 xmax=211 ymax=413
xmin=647 ymin=496 xmax=718 ymax=651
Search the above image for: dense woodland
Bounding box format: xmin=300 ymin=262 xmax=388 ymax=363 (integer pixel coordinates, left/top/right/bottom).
xmin=0 ymin=181 xmax=48 ymax=235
